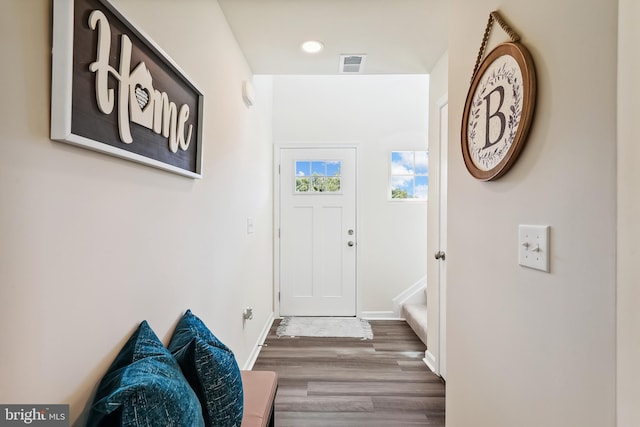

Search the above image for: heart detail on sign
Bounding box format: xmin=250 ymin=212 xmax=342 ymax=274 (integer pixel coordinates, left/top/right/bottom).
xmin=134 ymin=84 xmax=150 ymax=110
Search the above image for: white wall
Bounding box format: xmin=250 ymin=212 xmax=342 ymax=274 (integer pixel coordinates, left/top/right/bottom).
xmin=0 ymin=1 xmax=273 ymax=424
xmin=617 ymin=0 xmax=640 ymax=425
xmin=426 ymin=51 xmax=448 ymax=369
xmin=447 ymin=1 xmax=616 ymax=426
xmin=271 ymin=75 xmax=428 ymax=315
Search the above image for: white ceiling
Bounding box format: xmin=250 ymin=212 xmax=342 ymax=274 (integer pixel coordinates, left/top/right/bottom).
xmin=217 ymin=0 xmax=448 ymax=75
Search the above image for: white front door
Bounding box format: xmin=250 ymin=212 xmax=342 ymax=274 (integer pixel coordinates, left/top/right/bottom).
xmin=279 ymin=147 xmax=357 ymax=316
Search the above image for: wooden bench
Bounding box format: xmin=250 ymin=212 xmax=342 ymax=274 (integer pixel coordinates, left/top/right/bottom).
xmin=240 ymin=371 xmax=278 ymax=427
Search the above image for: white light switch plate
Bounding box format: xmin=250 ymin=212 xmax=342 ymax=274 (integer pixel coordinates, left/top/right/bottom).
xmin=518 ymin=225 xmax=550 ymax=272
xmin=247 ymin=217 xmax=255 ymax=234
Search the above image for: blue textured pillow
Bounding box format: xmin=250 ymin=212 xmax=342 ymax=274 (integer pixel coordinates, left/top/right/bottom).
xmin=87 ymin=321 xmax=205 ymax=427
xmin=168 ymin=310 xmax=244 ymax=427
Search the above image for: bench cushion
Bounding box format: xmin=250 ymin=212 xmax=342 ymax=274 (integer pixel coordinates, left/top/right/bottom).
xmin=241 ymin=371 xmax=278 ymax=427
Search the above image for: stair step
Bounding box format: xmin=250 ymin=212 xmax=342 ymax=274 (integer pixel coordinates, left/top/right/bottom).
xmin=402 ymin=302 xmax=427 ymax=346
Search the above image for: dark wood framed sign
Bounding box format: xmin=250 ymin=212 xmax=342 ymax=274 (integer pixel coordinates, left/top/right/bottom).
xmin=51 ymin=0 xmax=204 ymax=178
xmin=461 ymin=12 xmax=536 ymax=181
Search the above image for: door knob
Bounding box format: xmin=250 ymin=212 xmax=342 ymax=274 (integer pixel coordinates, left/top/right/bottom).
xmin=348 ymin=241 xmax=355 ymax=247
xmin=434 ymin=251 xmax=445 ymax=260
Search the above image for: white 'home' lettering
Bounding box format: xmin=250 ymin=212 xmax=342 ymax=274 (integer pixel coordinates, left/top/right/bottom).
xmin=88 ymin=10 xmax=192 ymax=152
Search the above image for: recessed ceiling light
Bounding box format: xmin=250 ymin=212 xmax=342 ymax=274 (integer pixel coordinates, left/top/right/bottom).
xmin=301 ymin=40 xmax=324 ymax=54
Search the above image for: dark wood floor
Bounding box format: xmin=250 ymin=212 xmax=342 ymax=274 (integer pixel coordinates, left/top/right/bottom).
xmin=252 ymin=319 xmax=445 ymax=427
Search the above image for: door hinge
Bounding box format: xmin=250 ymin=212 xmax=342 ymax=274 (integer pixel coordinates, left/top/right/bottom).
xmin=278 ymin=164 xmax=281 ymax=174
xmin=278 ymin=228 xmax=281 ymax=238
xmin=278 ymin=291 xmax=281 ymax=302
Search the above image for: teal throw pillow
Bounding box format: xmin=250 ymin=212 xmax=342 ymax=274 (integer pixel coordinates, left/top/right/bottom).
xmin=168 ymin=310 xmax=244 ymax=427
xmin=87 ymin=320 xmax=205 ymax=427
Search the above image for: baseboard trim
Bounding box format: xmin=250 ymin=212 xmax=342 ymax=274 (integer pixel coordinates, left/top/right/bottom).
xmin=360 ymin=310 xmax=402 ymax=320
xmin=423 ymin=349 xmax=438 ymax=375
xmin=243 ymin=311 xmax=274 ymax=370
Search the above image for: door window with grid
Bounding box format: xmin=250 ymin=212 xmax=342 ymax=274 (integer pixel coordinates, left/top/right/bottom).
xmin=295 ymin=160 xmax=342 ymax=193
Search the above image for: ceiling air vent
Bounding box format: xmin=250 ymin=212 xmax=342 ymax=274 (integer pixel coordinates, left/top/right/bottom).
xmin=339 ymin=54 xmax=367 ymax=74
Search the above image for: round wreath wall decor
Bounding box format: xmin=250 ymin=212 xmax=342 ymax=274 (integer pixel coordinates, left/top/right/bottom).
xmin=461 ymin=12 xmax=537 ymax=181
